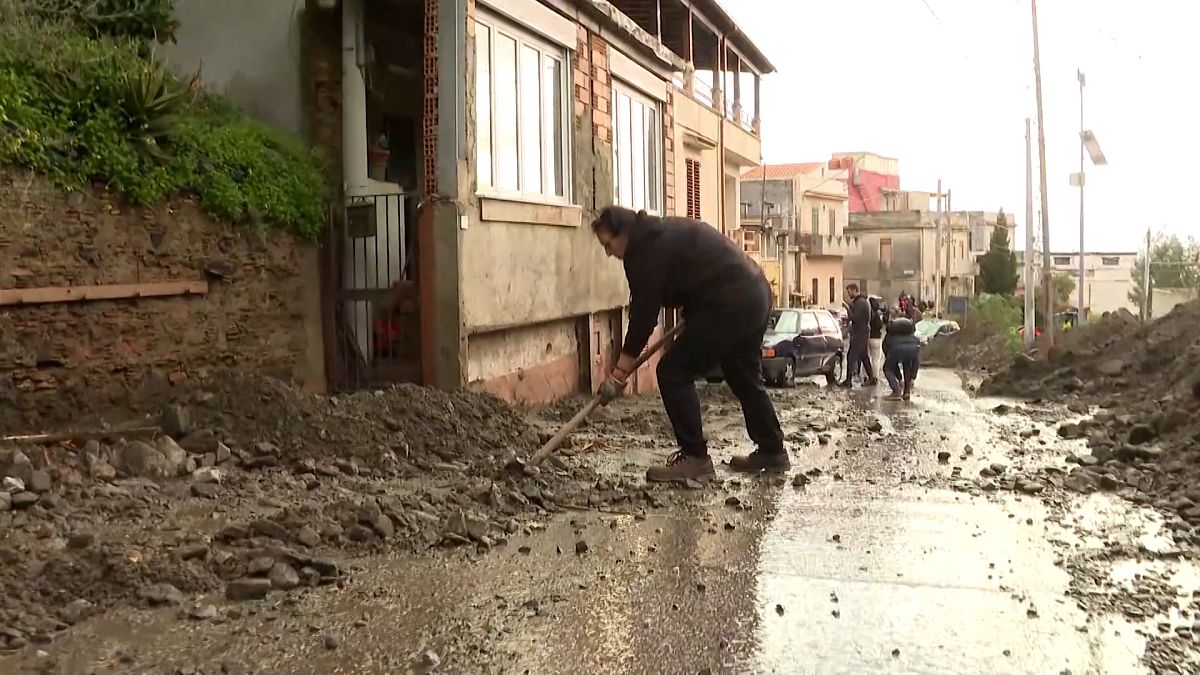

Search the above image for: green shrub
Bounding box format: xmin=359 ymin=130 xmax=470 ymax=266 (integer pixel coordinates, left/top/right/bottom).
xmin=0 ymin=1 xmax=326 ymax=239
xmin=969 ymin=294 xmax=1023 ymax=354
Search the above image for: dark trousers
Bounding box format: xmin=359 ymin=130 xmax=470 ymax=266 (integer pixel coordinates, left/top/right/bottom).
xmin=883 ymin=345 xmax=920 ymax=392
xmin=847 ymin=335 xmax=873 ymax=382
xmin=655 ymin=280 xmax=784 ymax=458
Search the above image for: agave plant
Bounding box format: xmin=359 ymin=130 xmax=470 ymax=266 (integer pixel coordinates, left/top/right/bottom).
xmin=120 ymin=61 xmax=194 ymax=159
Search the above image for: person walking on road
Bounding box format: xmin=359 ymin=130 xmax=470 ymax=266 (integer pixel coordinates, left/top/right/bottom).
xmin=882 ymin=315 xmax=921 ymax=401
xmin=591 ymin=206 xmax=788 ymax=483
xmin=841 ymin=284 xmax=876 ymax=388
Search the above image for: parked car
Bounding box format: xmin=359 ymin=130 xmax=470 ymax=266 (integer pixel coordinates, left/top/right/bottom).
xmin=702 ymin=308 xmax=845 ymax=387
xmin=915 ymin=318 xmax=960 ymax=345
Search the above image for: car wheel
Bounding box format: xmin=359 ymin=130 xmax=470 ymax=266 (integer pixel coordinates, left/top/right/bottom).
xmin=782 ymin=357 xmax=796 ymax=388
xmin=825 ymin=353 xmax=843 ymax=386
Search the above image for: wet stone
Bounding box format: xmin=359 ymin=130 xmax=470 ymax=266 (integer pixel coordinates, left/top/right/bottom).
xmin=226 ymin=578 xmax=273 ymax=601
xmin=138 ymin=583 xmax=185 ymax=606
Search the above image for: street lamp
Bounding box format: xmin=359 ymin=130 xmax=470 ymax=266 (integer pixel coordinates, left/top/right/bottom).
xmin=1072 ymin=69 xmax=1106 ymax=324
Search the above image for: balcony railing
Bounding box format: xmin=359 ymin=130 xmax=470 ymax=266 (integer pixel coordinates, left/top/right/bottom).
xmin=671 ymin=75 xmax=757 ymax=133
xmin=793 ymin=233 xmax=862 ymax=258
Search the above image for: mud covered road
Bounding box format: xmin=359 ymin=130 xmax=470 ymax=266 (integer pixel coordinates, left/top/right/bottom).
xmin=4 ymin=370 xmax=1199 ymax=674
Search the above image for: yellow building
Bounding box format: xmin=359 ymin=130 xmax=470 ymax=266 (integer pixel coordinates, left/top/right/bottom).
xmin=739 ymin=163 xmax=859 ymax=309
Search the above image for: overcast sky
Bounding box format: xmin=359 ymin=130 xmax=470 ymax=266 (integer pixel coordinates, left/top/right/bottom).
xmin=723 ymin=0 xmax=1197 ymax=254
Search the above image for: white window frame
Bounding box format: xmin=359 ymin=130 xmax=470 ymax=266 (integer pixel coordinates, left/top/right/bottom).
xmin=611 ymin=81 xmax=664 ymax=215
xmin=474 ymin=10 xmax=571 ymax=204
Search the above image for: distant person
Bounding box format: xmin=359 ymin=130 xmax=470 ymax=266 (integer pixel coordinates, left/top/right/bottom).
xmin=841 ymin=284 xmax=876 ymax=388
xmin=882 ymin=315 xmax=921 ymax=401
xmin=899 ymin=293 xmax=924 ymax=322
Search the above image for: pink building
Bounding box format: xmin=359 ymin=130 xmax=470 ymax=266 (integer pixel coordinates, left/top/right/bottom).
xmin=827 ymin=152 xmax=900 ymax=213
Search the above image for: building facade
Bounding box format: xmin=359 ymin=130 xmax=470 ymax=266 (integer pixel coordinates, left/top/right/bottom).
xmin=1017 ymin=250 xmax=1139 ymax=317
xmin=162 ymin=0 xmax=773 ymax=403
xmin=739 ymin=163 xmax=857 ymax=309
xmin=828 ymin=152 xmax=900 ymax=213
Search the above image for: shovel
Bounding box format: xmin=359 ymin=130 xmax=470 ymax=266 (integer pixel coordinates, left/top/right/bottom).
xmin=528 ymin=321 xmax=685 ymax=467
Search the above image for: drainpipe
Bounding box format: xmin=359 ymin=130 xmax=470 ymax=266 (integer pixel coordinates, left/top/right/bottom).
xmin=342 ymin=0 xmax=369 ymax=197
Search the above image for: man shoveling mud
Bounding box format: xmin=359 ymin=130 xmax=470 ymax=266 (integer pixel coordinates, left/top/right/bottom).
xmin=591 ymin=206 xmax=787 ymax=482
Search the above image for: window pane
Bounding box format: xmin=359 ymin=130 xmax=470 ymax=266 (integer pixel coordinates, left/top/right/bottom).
xmin=542 ymin=55 xmax=563 ymax=197
xmin=611 ymin=92 xmax=622 ymax=203
xmin=644 ymin=105 xmax=658 ymax=212
xmin=630 ymin=99 xmax=645 ymax=210
xmin=493 ymin=33 xmax=518 ymax=191
xmin=518 ymin=44 xmax=542 ymax=193
xmin=616 ymin=93 xmax=633 ymax=208
xmin=475 ymin=25 xmax=492 ymax=188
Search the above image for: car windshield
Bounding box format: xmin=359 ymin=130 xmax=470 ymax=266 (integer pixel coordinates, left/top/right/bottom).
xmin=767 ymin=310 xmax=799 ymax=334
xmin=915 ymin=319 xmax=942 ymax=339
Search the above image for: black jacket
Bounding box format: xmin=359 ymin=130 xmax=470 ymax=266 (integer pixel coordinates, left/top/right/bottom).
xmin=620 ymin=214 xmax=765 ymax=356
xmin=848 ymin=295 xmax=872 ymax=339
xmin=883 ymin=317 xmax=921 ymax=353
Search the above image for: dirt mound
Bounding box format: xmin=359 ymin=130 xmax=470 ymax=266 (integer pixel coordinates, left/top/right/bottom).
xmin=980 ymin=301 xmax=1200 ymax=532
xmin=0 ymin=372 xmax=674 ymax=652
xmin=921 ymin=326 xmax=1018 ymax=373
xmin=176 ymin=371 xmax=539 ymax=472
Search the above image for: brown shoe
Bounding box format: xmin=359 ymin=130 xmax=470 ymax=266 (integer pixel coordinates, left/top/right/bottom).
xmin=728 ymin=450 xmax=791 ymax=473
xmin=646 ymin=452 xmax=716 ymax=483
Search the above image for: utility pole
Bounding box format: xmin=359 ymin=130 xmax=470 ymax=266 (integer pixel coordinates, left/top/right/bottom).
xmin=1077 ymin=69 xmax=1087 ymax=324
xmin=1142 ymin=227 xmax=1152 ymax=320
xmin=1031 ymin=0 xmax=1054 ymax=348
xmin=1024 ymin=118 xmax=1035 ymax=345
xmin=935 ymin=178 xmax=943 ymax=316
xmin=946 ymin=189 xmax=953 ymax=306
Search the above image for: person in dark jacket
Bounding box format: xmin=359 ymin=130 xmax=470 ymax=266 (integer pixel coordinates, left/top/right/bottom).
xmin=841 ymin=284 xmax=876 ymax=387
xmin=882 ymin=316 xmax=921 ymax=400
xmin=592 ymin=206 xmax=787 ymax=482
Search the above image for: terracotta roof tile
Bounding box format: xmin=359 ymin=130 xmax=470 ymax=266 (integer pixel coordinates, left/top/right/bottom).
xmin=740 ymin=162 xmax=825 ymax=181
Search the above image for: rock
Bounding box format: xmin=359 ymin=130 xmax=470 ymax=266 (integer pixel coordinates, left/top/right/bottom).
xmin=575 ymin=540 xmax=589 ymax=555
xmin=867 ymin=420 xmax=884 ymax=433
xmin=1017 ymin=480 xmax=1046 ymax=495
xmin=0 ymin=492 xmax=10 ymax=512
xmin=175 ymin=543 xmax=209 ymax=561
xmin=191 ymin=483 xmax=220 ymax=499
xmin=3 ymin=476 xmax=25 ymax=493
xmin=724 ymin=496 xmax=742 ymax=507
xmin=179 ymin=430 xmax=220 ymax=454
xmin=27 ymin=470 xmax=52 ymax=494
xmin=989 ymin=463 xmax=1007 ymax=475
xmin=138 ymin=583 xmax=185 ymax=606
xmin=66 ymin=532 xmax=95 ymax=549
xmin=323 ymin=634 xmax=341 ymax=650
xmin=156 ymin=436 xmax=189 ymax=471
xmin=1064 ymin=471 xmax=1100 ymax=493
xmin=250 ymin=519 xmax=290 ymax=541
xmin=937 ymin=451 xmax=951 ymax=463
xmin=1067 ymin=402 xmax=1089 ymax=415
xmin=1097 ymin=359 xmax=1126 ymax=377
xmin=817 ymin=434 xmax=832 ymax=445
xmin=268 ymin=563 xmax=300 ymax=590
xmin=113 ymin=441 xmax=177 ymax=480
xmin=1057 ymin=424 xmax=1085 ymax=440
xmin=191 ymin=467 xmax=223 ymax=484
xmin=1099 ymin=474 xmax=1121 ymax=491
xmin=59 ymin=599 xmax=93 ymax=624
xmin=247 ymin=556 xmax=276 ymax=575
xmin=370 ymin=514 xmax=394 ymax=539
xmin=160 ymin=405 xmax=192 ymax=437
xmin=791 ymin=473 xmax=809 ymax=488
xmin=226 ymin=578 xmax=273 ymax=601
xmin=297 ymin=526 xmax=321 ymax=548
xmin=11 ymin=492 xmax=38 ymax=509
xmin=1128 ymin=425 xmax=1157 ymax=445
xmin=418 ymin=650 xmax=441 ymax=668
xmin=187 ymin=604 xmax=218 ymax=621
xmin=1077 ymin=454 xmax=1101 ymax=467
xmin=215 ymin=443 xmax=232 ymax=464
xmin=775 ymin=604 xmax=785 ymax=615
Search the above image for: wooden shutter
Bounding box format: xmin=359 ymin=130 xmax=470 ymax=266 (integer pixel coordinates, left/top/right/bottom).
xmin=685 ymin=158 xmax=701 ymax=220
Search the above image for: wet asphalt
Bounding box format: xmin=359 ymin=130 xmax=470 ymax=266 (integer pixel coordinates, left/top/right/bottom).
xmin=6 ymin=369 xmax=1183 ymax=674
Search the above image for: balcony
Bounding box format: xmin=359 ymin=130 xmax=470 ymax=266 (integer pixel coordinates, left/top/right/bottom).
xmin=794 ymin=233 xmax=862 ymax=258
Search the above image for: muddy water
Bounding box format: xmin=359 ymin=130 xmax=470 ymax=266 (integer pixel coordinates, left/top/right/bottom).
xmin=6 ymin=369 xmax=1190 ymax=674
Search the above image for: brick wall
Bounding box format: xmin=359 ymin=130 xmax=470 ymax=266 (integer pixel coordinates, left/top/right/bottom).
xmin=422 ymin=0 xmax=439 ymax=196
xmin=0 ymin=171 xmax=312 ymax=431
xmin=663 ymin=90 xmax=676 ymax=216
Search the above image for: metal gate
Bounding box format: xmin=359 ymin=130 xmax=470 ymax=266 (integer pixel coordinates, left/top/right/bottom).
xmin=323 ymin=190 xmax=421 ymax=391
